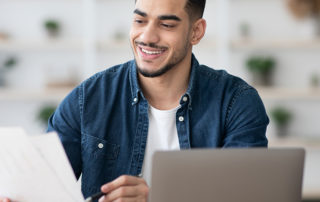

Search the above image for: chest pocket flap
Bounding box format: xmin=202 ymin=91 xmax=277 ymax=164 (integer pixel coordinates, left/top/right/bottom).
xmin=82 ymin=134 xmax=120 ymax=160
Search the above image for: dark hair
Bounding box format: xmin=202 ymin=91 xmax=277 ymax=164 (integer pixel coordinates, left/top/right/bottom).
xmin=185 ymin=0 xmax=206 ymax=20
xmin=134 ymin=0 xmax=206 ymax=20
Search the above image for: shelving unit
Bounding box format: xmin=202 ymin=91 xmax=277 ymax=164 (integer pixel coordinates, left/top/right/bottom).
xmin=1 ymin=2 xmax=319 ymax=132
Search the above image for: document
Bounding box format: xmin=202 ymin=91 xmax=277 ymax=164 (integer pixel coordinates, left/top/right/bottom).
xmin=0 ymin=127 xmax=84 ymax=202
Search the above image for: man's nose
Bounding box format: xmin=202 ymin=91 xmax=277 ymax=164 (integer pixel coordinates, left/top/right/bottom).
xmin=140 ymin=24 xmax=159 ymax=45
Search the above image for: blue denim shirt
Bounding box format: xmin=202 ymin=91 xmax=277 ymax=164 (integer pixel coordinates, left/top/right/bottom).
xmin=48 ymin=54 xmax=269 ymax=198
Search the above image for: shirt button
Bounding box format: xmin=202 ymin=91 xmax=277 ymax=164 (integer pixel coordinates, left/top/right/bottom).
xmin=178 ymin=116 xmax=184 ymax=122
xmin=182 ymin=96 xmax=188 ymax=102
xmin=133 ymin=97 xmax=138 ymax=103
xmin=98 ymin=143 xmax=104 ymax=149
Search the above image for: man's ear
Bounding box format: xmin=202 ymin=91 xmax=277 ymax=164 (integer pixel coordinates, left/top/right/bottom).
xmin=190 ymin=18 xmax=206 ymax=45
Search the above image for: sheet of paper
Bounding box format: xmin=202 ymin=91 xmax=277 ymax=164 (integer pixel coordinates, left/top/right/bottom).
xmin=0 ymin=127 xmax=84 ymax=202
xmin=30 ymin=132 xmax=84 ymax=202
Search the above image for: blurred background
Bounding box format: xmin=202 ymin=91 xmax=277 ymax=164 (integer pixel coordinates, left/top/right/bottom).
xmin=0 ymin=0 xmax=319 ymax=201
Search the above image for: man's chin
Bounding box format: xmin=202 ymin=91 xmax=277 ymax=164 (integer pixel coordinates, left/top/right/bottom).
xmin=136 ymin=63 xmax=174 ymax=78
xmin=137 ymin=67 xmax=160 ymax=78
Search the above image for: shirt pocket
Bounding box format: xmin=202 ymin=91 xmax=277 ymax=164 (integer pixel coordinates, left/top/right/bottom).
xmin=82 ymin=133 xmax=120 ymax=160
xmin=81 ymin=134 xmax=120 ymax=189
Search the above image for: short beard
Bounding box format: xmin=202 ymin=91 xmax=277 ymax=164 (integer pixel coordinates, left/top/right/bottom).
xmin=136 ymin=62 xmax=175 ymax=78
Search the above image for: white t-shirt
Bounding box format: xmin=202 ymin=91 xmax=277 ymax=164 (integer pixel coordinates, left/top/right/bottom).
xmin=141 ymin=105 xmax=180 ymax=186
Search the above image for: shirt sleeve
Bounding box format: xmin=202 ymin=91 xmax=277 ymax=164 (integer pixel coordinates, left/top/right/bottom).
xmin=223 ymin=87 xmax=269 ymax=148
xmin=47 ymin=85 xmax=83 ymax=179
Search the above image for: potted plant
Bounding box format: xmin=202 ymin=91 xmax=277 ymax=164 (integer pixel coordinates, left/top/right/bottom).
xmin=270 ymin=107 xmax=293 ymax=137
xmin=44 ymin=19 xmax=60 ymax=38
xmin=246 ymin=56 xmax=276 ymax=86
xmin=37 ymin=105 xmax=57 ymax=126
xmin=0 ymin=57 xmax=17 ymax=86
xmin=239 ymin=22 xmax=251 ymax=39
xmin=310 ymin=73 xmax=319 ymax=87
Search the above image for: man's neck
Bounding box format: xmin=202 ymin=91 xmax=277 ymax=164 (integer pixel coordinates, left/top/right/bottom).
xmin=138 ymin=55 xmax=192 ymax=110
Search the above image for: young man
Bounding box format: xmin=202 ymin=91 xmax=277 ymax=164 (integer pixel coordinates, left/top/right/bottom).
xmin=1 ymin=0 xmax=269 ymax=201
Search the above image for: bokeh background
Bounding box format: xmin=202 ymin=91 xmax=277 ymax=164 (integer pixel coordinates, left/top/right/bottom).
xmin=0 ymin=0 xmax=319 ymax=200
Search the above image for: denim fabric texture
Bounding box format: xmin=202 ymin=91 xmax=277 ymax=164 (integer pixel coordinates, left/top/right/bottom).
xmin=47 ymin=54 xmax=269 ymax=198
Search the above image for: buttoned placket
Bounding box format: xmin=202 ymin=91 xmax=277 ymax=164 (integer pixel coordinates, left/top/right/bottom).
xmin=176 ymin=95 xmax=191 ymax=149
xmin=129 ymin=95 xmax=149 ymax=176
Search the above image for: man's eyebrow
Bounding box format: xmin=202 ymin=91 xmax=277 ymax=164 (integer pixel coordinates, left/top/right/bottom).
xmin=134 ymin=9 xmax=147 ymax=17
xmin=133 ymin=9 xmax=181 ymax=22
xmin=158 ymin=15 xmax=181 ymax=21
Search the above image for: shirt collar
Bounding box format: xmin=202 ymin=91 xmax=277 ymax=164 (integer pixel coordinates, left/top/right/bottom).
xmin=182 ymin=54 xmax=198 ymax=110
xmin=129 ymin=54 xmax=199 ymax=109
xmin=129 ymin=60 xmax=143 ymax=105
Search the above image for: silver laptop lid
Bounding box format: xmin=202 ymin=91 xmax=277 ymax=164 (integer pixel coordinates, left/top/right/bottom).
xmin=150 ymin=148 xmax=305 ymax=202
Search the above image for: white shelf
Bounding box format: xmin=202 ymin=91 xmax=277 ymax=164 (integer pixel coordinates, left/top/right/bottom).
xmin=303 ymin=189 xmax=320 ymax=200
xmin=96 ymin=40 xmax=131 ymax=51
xmin=0 ymin=87 xmax=73 ymax=101
xmin=268 ymin=136 xmax=320 ymax=150
xmin=194 ymin=38 xmax=218 ymax=50
xmin=231 ymin=38 xmax=320 ymax=50
xmin=0 ymin=39 xmax=132 ymax=52
xmin=256 ymin=87 xmax=320 ymax=100
xmin=0 ymin=39 xmax=84 ymax=52
xmin=194 ymin=37 xmax=320 ymax=51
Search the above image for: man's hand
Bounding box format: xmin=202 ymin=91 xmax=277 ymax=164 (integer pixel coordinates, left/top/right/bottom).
xmin=98 ymin=175 xmax=149 ymax=202
xmin=0 ymin=197 xmax=10 ymax=202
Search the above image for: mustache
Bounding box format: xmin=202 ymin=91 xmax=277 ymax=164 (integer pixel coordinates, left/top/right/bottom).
xmin=135 ymin=41 xmax=167 ymax=50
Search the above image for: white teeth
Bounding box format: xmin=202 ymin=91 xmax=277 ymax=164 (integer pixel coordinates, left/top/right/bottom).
xmin=141 ymin=48 xmax=163 ymax=55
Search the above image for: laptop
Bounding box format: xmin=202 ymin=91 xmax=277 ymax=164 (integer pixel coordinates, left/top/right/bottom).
xmin=149 ymin=148 xmax=305 ymax=202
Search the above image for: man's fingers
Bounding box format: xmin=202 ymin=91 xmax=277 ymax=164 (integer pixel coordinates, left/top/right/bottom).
xmin=103 ymin=186 xmax=136 ymax=201
xmin=104 ymin=184 xmax=148 ymax=201
xmin=101 ymin=175 xmax=146 ymax=193
xmin=99 ymin=175 xmax=149 ymax=202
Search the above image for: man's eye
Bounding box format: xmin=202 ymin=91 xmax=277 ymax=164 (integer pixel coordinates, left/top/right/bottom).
xmin=161 ymin=24 xmax=174 ymax=28
xmin=135 ymin=19 xmax=144 ymax=24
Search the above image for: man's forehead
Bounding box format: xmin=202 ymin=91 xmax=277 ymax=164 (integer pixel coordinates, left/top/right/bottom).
xmin=135 ymin=0 xmax=188 ymax=16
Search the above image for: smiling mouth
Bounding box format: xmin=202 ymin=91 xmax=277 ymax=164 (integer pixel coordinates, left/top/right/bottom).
xmin=135 ymin=41 xmax=167 ymax=58
xmin=140 ymin=48 xmax=164 ymax=55
xmin=137 ymin=46 xmax=167 ymax=59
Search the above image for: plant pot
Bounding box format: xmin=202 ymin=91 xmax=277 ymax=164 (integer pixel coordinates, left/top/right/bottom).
xmin=275 ymin=124 xmax=289 ymax=137
xmin=0 ymin=69 xmax=7 ymax=86
xmin=47 ymin=29 xmax=59 ymax=38
xmin=251 ymin=71 xmax=273 ymax=86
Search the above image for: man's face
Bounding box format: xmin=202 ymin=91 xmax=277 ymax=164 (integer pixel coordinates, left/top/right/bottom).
xmin=130 ymin=0 xmax=192 ymax=78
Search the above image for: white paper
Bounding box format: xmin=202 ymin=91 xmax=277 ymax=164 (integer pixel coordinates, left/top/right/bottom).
xmin=0 ymin=127 xmax=84 ymax=202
